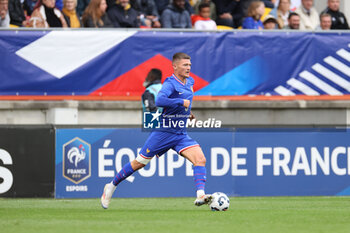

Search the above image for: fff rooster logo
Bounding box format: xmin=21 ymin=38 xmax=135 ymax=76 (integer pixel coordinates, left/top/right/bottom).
xmin=63 ymin=137 xmax=91 ymax=184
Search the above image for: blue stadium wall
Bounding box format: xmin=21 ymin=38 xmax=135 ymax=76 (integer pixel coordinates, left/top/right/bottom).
xmin=55 ymin=128 xmax=350 ymax=198
xmin=1 ymin=126 xmax=350 ymax=198
xmin=1 ymin=30 xmax=350 ymax=96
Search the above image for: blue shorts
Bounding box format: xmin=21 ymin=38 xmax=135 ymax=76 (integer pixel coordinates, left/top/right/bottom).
xmin=137 ymin=131 xmax=199 ymax=164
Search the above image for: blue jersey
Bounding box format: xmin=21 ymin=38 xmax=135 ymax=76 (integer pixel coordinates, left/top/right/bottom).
xmin=155 ymin=74 xmax=194 ymax=134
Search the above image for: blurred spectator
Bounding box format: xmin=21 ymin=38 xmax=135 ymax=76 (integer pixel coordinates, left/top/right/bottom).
xmin=194 ymin=0 xmax=215 ymax=20
xmin=295 ymin=0 xmax=319 ymax=30
xmin=82 ymin=0 xmax=112 ymax=27
xmin=142 ymin=68 xmax=162 ymax=113
xmin=155 ymin=0 xmax=193 ymax=16
xmin=8 ymin=0 xmax=28 ymax=26
xmin=107 ymin=0 xmax=139 ymax=27
xmin=25 ymin=0 xmax=37 ymax=16
xmin=318 ymin=13 xmax=331 ymax=30
xmin=271 ymin=0 xmax=277 ymax=7
xmin=76 ymin=0 xmax=89 ymax=16
xmin=131 ymin=0 xmax=160 ymax=28
xmin=262 ymin=0 xmax=275 ymax=8
xmin=155 ymin=0 xmax=168 ymax=15
xmin=290 ymin=0 xmax=300 ymax=11
xmin=242 ymin=0 xmax=264 ymax=29
xmin=263 ymin=14 xmax=279 ymax=29
xmin=192 ymin=2 xmax=216 ymax=29
xmin=55 ymin=0 xmax=62 ymax=9
xmin=161 ymin=0 xmax=191 ymax=28
xmin=29 ymin=0 xmax=68 ymax=27
xmin=283 ymin=11 xmax=299 ymax=29
xmin=212 ymin=0 xmax=242 ymax=28
xmin=184 ymin=0 xmax=194 ymax=15
xmin=0 ymin=0 xmax=10 ymax=26
xmin=240 ymin=0 xmax=275 ymax=16
xmin=62 ymin=0 xmax=81 ymax=27
xmin=274 ymin=0 xmax=300 ymax=11
xmin=321 ymin=0 xmax=349 ymax=29
xmin=275 ymin=0 xmax=290 ymax=28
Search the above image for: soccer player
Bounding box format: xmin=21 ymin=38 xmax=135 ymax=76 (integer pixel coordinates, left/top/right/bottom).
xmin=101 ymin=52 xmax=212 ymax=209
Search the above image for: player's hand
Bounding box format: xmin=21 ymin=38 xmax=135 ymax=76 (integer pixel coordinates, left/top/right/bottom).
xmin=189 ymin=112 xmax=195 ymax=120
xmin=183 ymin=99 xmax=190 ymax=108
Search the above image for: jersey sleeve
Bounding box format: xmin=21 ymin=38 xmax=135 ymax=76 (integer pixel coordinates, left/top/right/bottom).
xmin=155 ymin=80 xmax=184 ymax=107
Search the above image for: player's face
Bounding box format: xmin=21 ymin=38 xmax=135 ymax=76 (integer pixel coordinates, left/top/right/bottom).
xmin=174 ymin=59 xmax=191 ymax=79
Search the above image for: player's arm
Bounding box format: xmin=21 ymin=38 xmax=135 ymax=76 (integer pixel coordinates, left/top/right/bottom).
xmin=142 ymin=90 xmax=157 ymax=112
xmin=156 ymin=81 xmax=186 ymax=107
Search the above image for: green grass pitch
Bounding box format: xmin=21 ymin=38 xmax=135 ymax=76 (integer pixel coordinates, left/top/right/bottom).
xmin=1 ymin=197 xmax=350 ymax=233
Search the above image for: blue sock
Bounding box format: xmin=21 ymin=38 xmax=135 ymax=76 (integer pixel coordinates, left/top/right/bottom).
xmin=193 ymin=166 xmax=206 ymax=192
xmin=112 ymin=162 xmax=134 ymax=186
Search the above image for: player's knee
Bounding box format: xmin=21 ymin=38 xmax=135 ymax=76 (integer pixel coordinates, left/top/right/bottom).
xmin=194 ymin=156 xmax=206 ymax=166
xmin=131 ymin=159 xmax=146 ymax=171
xmin=135 ymin=154 xmax=153 ymax=167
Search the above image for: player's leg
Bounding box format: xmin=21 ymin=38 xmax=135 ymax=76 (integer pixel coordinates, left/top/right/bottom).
xmin=180 ymin=146 xmax=212 ymax=206
xmin=112 ymin=159 xmax=145 ymax=186
xmin=101 ymin=131 xmax=174 ymax=209
xmin=101 ymin=133 xmax=156 ymax=209
xmin=175 ymin=136 xmax=212 ymax=206
xmin=101 ymin=159 xmax=146 ymax=209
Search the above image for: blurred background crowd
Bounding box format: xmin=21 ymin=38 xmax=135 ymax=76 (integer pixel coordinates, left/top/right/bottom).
xmin=0 ymin=0 xmax=348 ymax=30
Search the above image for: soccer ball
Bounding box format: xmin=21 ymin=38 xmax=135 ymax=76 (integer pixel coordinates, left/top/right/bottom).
xmin=209 ymin=192 xmax=230 ymax=211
